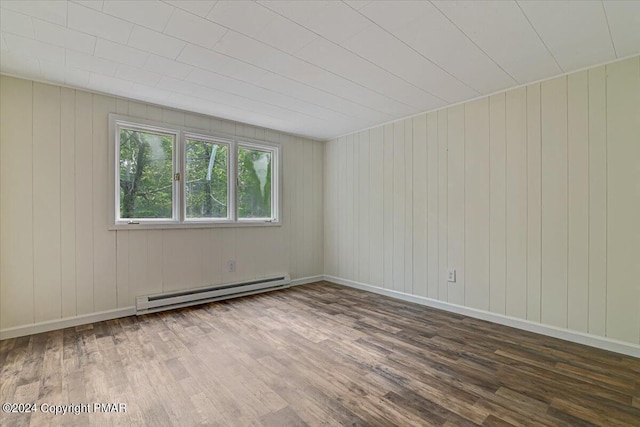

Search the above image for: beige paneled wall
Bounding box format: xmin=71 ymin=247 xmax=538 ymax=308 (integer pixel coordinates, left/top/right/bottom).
xmin=0 ymin=75 xmax=324 ymax=330
xmin=324 ymin=56 xmax=640 ymax=345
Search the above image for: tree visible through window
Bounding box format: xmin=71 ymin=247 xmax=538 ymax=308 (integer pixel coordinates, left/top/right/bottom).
xmin=237 ymin=146 xmax=272 ymax=219
xmin=185 ymin=138 xmax=228 ymax=219
xmin=119 ymin=128 xmax=174 ymax=219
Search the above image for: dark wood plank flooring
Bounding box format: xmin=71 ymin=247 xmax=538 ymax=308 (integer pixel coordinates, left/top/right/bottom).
xmin=1 ymin=281 xmax=639 ymax=426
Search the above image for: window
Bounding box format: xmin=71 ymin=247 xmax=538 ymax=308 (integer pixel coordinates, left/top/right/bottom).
xmin=110 ymin=115 xmax=280 ymax=228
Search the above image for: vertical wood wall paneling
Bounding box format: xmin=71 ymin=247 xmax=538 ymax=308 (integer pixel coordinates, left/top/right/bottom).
xmin=321 ymin=58 xmax=640 ymax=347
xmin=324 ymin=140 xmax=336 ymax=276
xmin=92 ymin=95 xmax=117 ymax=311
xmin=526 ymin=83 xmax=542 ymax=322
xmin=346 ymin=134 xmax=355 ymax=281
xmin=313 ymin=138 xmax=324 ymax=276
xmin=359 ymin=130 xmax=370 ymax=285
xmin=464 ymin=98 xmax=490 ymax=311
xmin=75 ymin=90 xmax=94 ymax=315
xmin=505 ymin=87 xmax=528 ymax=319
xmin=567 ymin=71 xmax=589 ymax=332
xmin=437 ymin=110 xmax=448 ymax=301
xmin=337 ymin=136 xmax=347 ymax=280
xmin=404 ymin=119 xmax=414 ymax=294
xmin=60 ymin=87 xmax=77 ymax=317
xmin=587 ymin=66 xmax=607 ymax=336
xmin=605 ymin=57 xmax=640 ymax=344
xmin=299 ymin=136 xmax=311 ymax=279
xmin=383 ymin=124 xmax=394 ymax=290
xmin=541 ymin=77 xmax=569 ymax=328
xmin=352 ymin=133 xmax=359 ymax=281
xmin=412 ymin=115 xmax=428 ymax=297
xmin=0 ymin=77 xmax=34 ymax=327
xmin=280 ymin=133 xmax=294 ymax=279
xmin=393 ymin=122 xmax=405 ymax=293
xmin=33 ymin=83 xmax=62 ymax=322
xmin=426 ymin=112 xmax=439 ymax=299
xmin=447 ymin=105 xmax=465 ymax=305
xmin=489 ymin=93 xmax=507 ymax=315
xmin=369 ymin=127 xmax=384 ymax=287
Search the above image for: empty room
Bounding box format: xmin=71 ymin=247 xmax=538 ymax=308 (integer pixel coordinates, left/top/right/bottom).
xmin=1 ymin=0 xmax=639 ymax=425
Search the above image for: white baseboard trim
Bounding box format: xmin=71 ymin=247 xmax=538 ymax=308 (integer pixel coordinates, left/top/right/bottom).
xmin=291 ymin=275 xmax=324 ymax=287
xmin=324 ymin=275 xmax=640 ymax=358
xmin=0 ymin=307 xmax=136 ymax=340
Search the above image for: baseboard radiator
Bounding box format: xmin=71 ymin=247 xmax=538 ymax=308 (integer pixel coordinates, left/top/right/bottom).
xmin=136 ymin=274 xmax=291 ymax=315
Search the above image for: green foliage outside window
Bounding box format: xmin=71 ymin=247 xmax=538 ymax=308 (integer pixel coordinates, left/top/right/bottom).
xmin=185 ymin=139 xmax=228 ymax=219
xmin=119 ymin=129 xmax=173 ymax=219
xmin=237 ymin=147 xmax=272 ymax=219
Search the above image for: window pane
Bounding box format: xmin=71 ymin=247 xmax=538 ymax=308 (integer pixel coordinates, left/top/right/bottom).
xmin=119 ymin=128 xmax=174 ymax=219
xmin=185 ymin=139 xmax=228 ymax=219
xmin=237 ymin=146 xmax=272 ymax=219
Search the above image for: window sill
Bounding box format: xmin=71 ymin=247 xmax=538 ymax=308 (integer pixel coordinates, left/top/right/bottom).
xmin=108 ymin=221 xmax=281 ymax=231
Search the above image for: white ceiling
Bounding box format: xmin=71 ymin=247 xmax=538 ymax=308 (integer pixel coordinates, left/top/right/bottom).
xmin=1 ymin=1 xmax=639 ymax=140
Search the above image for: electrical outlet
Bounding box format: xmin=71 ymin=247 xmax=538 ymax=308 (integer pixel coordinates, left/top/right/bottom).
xmin=447 ymin=269 xmax=456 ymax=283
xmin=227 ymin=260 xmax=236 ymax=272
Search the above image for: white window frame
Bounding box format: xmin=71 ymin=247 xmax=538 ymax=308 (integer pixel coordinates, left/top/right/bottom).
xmin=108 ymin=114 xmax=281 ymax=230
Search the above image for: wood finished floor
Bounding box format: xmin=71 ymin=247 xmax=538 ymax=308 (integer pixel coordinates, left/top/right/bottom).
xmin=1 ymin=281 xmax=639 ymax=427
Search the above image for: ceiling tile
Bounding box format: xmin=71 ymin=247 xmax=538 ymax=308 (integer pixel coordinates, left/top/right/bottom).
xmin=163 ymin=8 xmax=227 ymax=49
xmin=38 ymin=61 xmax=90 ymax=87
xmin=3 ymin=33 xmax=65 ymax=64
xmin=102 ymin=0 xmax=174 ymax=32
xmin=66 ymin=50 xmax=119 ymax=76
xmin=256 ymin=13 xmax=318 ymax=54
xmin=67 ymin=2 xmax=133 ymax=44
xmin=255 ymin=72 xmax=391 ymax=123
xmin=2 ymin=0 xmax=638 ymax=141
xmin=359 ymin=1 xmax=516 ymax=94
xmin=213 ymin=31 xmax=416 ymax=117
xmin=0 ymin=50 xmax=41 ymax=78
xmin=72 ymin=1 xmax=103 ymax=12
xmin=130 ymin=82 xmax=171 ymax=103
xmin=89 ymin=73 xmax=135 ymax=94
xmin=177 ymin=43 xmax=267 ymax=82
xmin=33 ymin=19 xmax=96 ymax=54
xmin=115 ymin=64 xmax=162 ymax=86
xmin=433 ymin=0 xmax=562 ymax=83
xmin=342 ymin=25 xmax=478 ymax=102
xmin=603 ymin=1 xmax=640 ymax=58
xmin=143 ymin=53 xmax=193 ymax=80
xmin=0 ymin=1 xmax=66 ymax=26
xmin=207 ymin=1 xmax=275 ymax=38
xmin=94 ymin=38 xmax=148 ymax=68
xmin=186 ymin=67 xmax=351 ymax=123
xmin=156 ymin=75 xmax=201 ymax=96
xmin=0 ymin=8 xmax=35 ymax=39
xmin=294 ymin=37 xmax=443 ymax=110
xmin=164 ymin=1 xmax=217 ymax=18
xmin=519 ymin=1 xmax=615 ymax=71
xmin=128 ymin=26 xmax=186 ymax=59
xmin=344 ymin=1 xmax=371 ymax=11
xmin=259 ymin=0 xmax=372 ymax=45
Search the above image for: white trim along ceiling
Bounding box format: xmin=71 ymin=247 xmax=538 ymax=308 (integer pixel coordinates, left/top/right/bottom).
xmin=1 ymin=0 xmax=639 ymax=140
